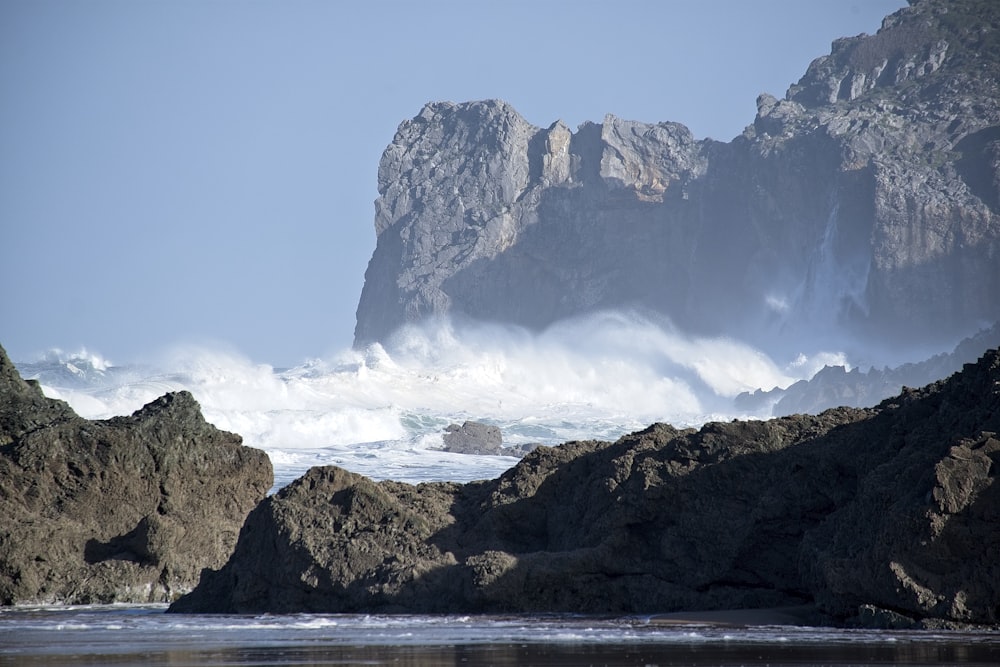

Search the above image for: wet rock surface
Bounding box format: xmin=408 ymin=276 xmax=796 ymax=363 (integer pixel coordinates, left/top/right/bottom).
xmin=0 ymin=344 xmax=273 ymax=605
xmin=442 ymin=421 xmax=502 ymax=455
xmin=440 ymin=420 xmax=538 ymax=457
xmin=172 ymin=349 xmax=1000 ymax=628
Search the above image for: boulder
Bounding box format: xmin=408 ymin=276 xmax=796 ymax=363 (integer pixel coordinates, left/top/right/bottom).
xmin=0 ymin=343 xmax=273 ymax=604
xmin=442 ymin=421 xmax=502 ymax=455
xmin=170 ymin=349 xmax=1000 ymax=627
xmin=440 ymin=420 xmax=539 ymax=457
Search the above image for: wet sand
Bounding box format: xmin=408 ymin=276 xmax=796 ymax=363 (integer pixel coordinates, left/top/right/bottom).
xmin=3 ymin=606 xmax=1000 ymax=667
xmin=649 ymin=605 xmax=823 ymax=627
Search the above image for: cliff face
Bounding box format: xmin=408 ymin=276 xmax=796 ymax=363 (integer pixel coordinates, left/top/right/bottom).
xmin=0 ymin=344 xmax=273 ymax=605
xmin=355 ymin=0 xmax=1000 ymax=353
xmin=171 ymin=347 xmax=1000 ymax=627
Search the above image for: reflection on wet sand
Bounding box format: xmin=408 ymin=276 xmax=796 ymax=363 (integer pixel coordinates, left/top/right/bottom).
xmin=8 ymin=636 xmax=1000 ymax=667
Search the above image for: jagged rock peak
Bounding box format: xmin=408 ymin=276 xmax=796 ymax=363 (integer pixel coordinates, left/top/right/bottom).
xmin=375 ymin=99 xmax=538 ymax=236
xmin=0 ymin=343 xmax=77 ymax=446
xmin=786 ymin=0 xmax=999 ymax=107
xmin=355 ymin=99 xmax=707 ymax=347
xmin=109 ymin=389 xmax=219 ymax=433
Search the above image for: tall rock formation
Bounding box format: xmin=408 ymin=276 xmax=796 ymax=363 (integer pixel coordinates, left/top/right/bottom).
xmin=170 ymin=347 xmax=1000 ymax=627
xmin=0 ymin=344 xmax=273 ymax=605
xmin=355 ymin=0 xmax=1000 ymax=355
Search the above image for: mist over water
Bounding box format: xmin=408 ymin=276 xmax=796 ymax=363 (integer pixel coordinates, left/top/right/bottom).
xmin=21 ymin=311 xmax=852 ymax=490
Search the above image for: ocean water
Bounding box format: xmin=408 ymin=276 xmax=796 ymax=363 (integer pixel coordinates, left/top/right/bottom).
xmin=13 ymin=314 xmax=992 ymax=665
xmin=2 ymin=605 xmax=999 ymax=666
xmin=16 ymin=313 xmax=851 ymax=491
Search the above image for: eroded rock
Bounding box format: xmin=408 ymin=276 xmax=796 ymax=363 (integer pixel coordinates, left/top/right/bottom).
xmin=0 ymin=344 xmax=272 ymax=605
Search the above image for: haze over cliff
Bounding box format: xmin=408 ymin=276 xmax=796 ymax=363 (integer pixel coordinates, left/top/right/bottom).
xmin=355 ymin=0 xmax=999 ymax=368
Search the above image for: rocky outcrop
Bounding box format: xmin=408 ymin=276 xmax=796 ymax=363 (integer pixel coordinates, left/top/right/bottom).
xmin=442 ymin=421 xmax=503 ymax=455
xmin=440 ymin=421 xmax=538 ymax=457
xmin=170 ymin=348 xmax=1000 ymax=628
xmin=0 ymin=344 xmax=272 ymax=605
xmin=355 ymin=0 xmax=1000 ymax=357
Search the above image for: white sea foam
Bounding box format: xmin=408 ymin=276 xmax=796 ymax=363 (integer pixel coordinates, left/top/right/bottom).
xmin=19 ymin=312 xmax=848 ymax=490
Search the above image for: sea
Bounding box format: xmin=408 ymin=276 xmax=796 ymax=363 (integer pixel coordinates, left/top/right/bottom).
xmin=3 ymin=604 xmax=999 ymax=666
xmin=8 ymin=313 xmax=997 ymax=666
xmin=14 ymin=313 xmax=854 ymax=491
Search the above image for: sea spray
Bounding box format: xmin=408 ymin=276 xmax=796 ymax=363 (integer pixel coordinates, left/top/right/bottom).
xmin=18 ymin=311 xmax=849 ymax=490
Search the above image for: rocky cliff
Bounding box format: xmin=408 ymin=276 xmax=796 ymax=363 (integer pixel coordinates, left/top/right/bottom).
xmin=355 ymin=0 xmax=1000 ymax=357
xmin=171 ymin=346 xmax=1000 ymax=628
xmin=0 ymin=344 xmax=273 ymax=604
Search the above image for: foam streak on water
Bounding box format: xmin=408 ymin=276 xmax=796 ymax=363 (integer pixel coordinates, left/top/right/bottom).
xmin=1 ymin=605 xmax=998 ymax=666
xmin=16 ymin=313 xmax=848 ymax=491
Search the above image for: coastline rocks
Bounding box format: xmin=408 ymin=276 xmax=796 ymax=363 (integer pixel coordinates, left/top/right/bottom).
xmin=443 ymin=421 xmax=502 ymax=455
xmin=171 ymin=349 xmax=1000 ymax=627
xmin=0 ymin=344 xmax=273 ymax=605
xmin=354 ymin=0 xmax=1000 ymax=356
xmin=440 ymin=421 xmax=539 ymax=457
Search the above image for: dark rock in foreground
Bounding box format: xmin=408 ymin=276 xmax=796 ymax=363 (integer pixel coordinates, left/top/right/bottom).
xmin=171 ymin=349 xmax=1000 ymax=627
xmin=0 ymin=344 xmax=273 ymax=604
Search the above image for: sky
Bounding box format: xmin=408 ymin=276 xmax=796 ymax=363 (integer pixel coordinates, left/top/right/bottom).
xmin=1 ymin=0 xmax=907 ymax=367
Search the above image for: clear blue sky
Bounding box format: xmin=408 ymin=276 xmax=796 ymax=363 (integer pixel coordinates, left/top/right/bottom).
xmin=1 ymin=0 xmax=906 ymax=367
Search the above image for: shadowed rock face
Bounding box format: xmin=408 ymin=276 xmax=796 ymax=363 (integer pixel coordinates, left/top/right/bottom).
xmin=171 ymin=348 xmax=1000 ymax=627
xmin=0 ymin=344 xmax=273 ymax=605
xmin=354 ymin=0 xmax=1000 ymax=355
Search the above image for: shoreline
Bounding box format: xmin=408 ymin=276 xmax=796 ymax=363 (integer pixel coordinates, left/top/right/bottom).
xmin=648 ymin=605 xmax=823 ymax=627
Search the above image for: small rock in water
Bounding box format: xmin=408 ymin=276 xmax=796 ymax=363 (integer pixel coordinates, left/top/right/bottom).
xmin=441 ymin=420 xmax=538 ymax=457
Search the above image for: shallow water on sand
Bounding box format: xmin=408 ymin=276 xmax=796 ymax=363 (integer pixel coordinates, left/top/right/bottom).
xmin=2 ymin=605 xmax=999 ymax=666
